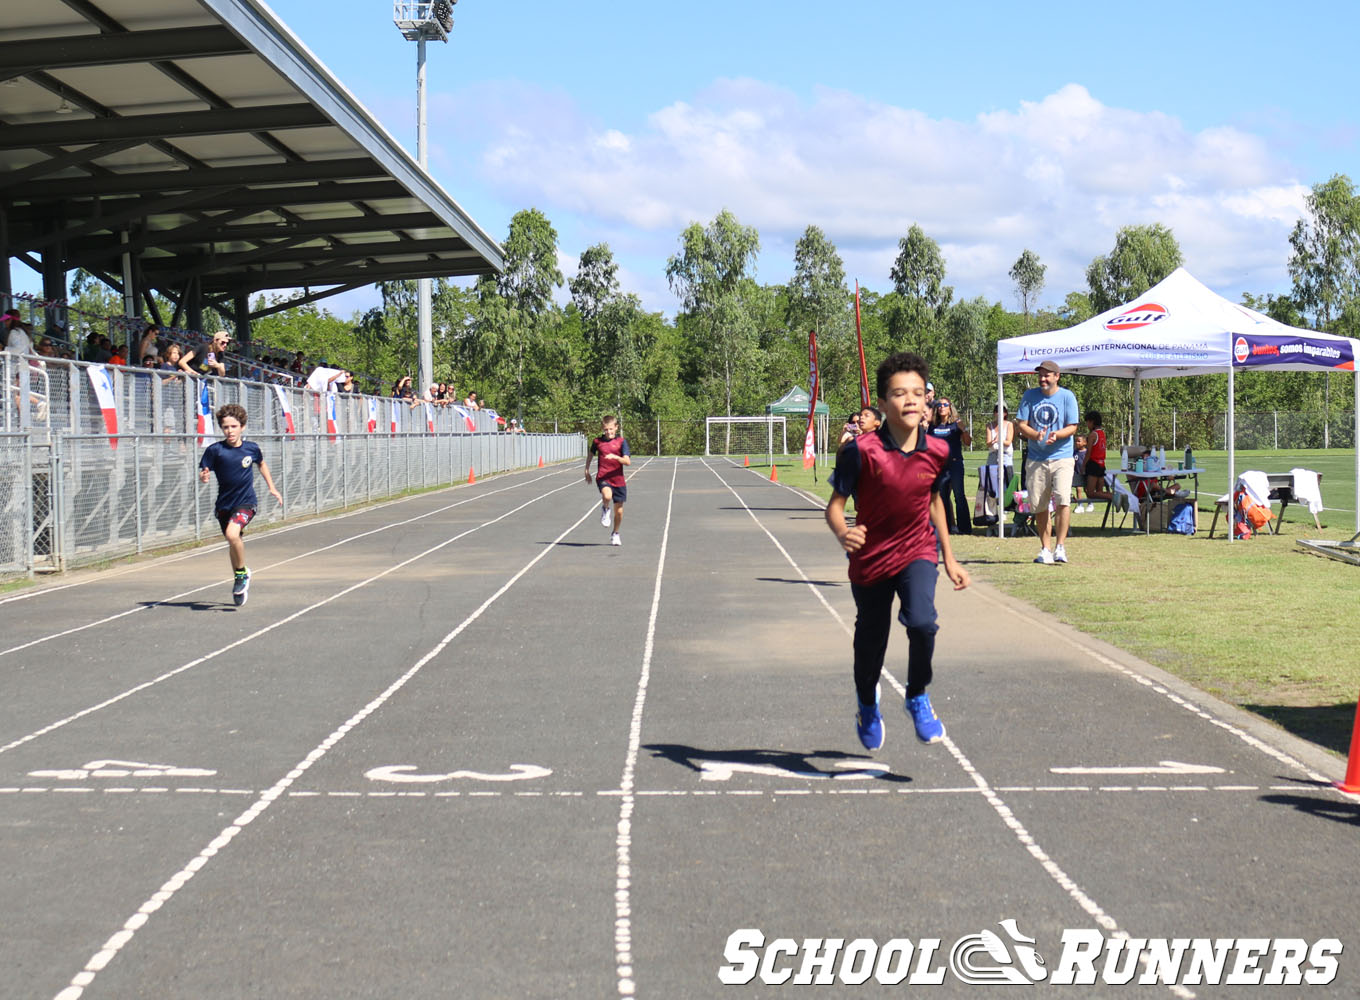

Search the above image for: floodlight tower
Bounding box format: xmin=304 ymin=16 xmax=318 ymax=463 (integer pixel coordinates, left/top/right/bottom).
xmin=393 ymin=1 xmax=455 ymax=397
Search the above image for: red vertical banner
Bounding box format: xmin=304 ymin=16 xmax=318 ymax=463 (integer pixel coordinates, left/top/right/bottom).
xmin=855 ymin=280 xmax=870 ymax=408
xmin=802 ymin=329 xmax=819 ymax=470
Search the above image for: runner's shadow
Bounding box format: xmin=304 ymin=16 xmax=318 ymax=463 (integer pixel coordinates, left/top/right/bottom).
xmin=756 ymin=577 xmax=842 ymax=587
xmin=643 ymin=743 xmax=911 ymax=783
xmin=139 ymin=600 xmax=230 ymax=612
xmin=549 ymin=541 xmax=609 ymax=547
xmin=1259 ymin=789 xmax=1360 ymax=828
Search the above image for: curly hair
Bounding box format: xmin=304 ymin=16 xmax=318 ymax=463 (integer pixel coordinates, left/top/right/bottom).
xmin=216 ymin=403 xmax=248 ymax=427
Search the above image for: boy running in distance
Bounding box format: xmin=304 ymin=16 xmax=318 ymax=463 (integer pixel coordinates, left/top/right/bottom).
xmin=825 ymin=352 xmax=970 ymax=751
xmin=199 ymin=403 xmax=281 ymax=606
xmin=585 ymin=415 xmax=631 ymax=546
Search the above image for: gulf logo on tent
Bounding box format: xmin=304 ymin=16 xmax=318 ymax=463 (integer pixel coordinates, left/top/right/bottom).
xmin=1104 ymin=302 xmax=1168 ymax=331
xmin=1234 ymin=337 xmax=1250 ymax=363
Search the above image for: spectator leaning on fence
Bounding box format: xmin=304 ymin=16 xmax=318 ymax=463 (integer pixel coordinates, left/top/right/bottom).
xmin=3 ymin=312 xmax=34 ymax=355
xmin=180 ymin=330 xmax=229 ymax=377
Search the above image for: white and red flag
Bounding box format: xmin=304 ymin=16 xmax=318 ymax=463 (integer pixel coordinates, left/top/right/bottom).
xmin=325 ymin=391 xmax=338 ymax=441
xmin=272 ymin=385 xmax=295 ymax=436
xmin=390 ymin=398 xmax=401 ymax=434
xmin=87 ymin=365 xmax=119 ymax=449
xmin=802 ymin=329 xmax=819 ymax=470
xmin=366 ymin=397 xmax=378 ymax=433
xmin=451 ymin=404 xmax=476 ymax=432
xmin=424 ymin=402 xmax=435 ymax=433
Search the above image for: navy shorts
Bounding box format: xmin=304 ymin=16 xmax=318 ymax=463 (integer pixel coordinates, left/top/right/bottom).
xmin=598 ymin=480 xmax=627 ymax=504
xmin=216 ymin=507 xmax=256 ymax=535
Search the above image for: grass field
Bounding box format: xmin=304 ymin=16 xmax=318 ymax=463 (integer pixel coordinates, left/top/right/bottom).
xmin=756 ymin=450 xmax=1360 ymax=758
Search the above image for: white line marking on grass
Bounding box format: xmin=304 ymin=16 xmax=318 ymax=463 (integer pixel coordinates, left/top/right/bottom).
xmin=2 ymin=475 xmax=581 ymax=759
xmin=0 ymin=470 xmax=565 ymax=659
xmin=706 ymin=457 xmax=1195 ymax=1000
xmin=613 ymin=457 xmax=678 ymax=999
xmin=51 ymin=469 xmax=603 ymax=1000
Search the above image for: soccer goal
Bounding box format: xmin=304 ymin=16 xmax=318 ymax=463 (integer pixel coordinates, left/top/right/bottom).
xmin=705 ymin=415 xmax=786 ymax=463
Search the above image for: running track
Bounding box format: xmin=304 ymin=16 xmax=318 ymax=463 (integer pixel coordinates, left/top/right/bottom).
xmin=1 ymin=458 xmax=1356 ymax=998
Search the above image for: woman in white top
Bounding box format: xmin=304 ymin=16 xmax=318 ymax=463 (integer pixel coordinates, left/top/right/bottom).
xmin=986 ymin=404 xmax=1015 ymax=486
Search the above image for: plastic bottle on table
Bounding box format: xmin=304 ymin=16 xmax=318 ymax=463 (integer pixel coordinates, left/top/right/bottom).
xmin=1120 ymin=445 xmax=1129 ymax=470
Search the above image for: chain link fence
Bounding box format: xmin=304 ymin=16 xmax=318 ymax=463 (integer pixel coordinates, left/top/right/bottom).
xmin=2 ymin=354 xmax=584 ymax=576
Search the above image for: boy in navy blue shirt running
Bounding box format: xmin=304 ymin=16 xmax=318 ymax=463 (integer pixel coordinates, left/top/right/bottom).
xmin=199 ymin=403 xmax=281 ymax=606
xmin=825 ymin=352 xmax=969 ymax=751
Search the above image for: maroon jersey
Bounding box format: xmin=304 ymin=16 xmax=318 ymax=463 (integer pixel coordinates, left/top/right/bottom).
xmin=832 ymin=425 xmax=950 ymax=586
xmin=591 ymin=435 xmax=630 ymax=488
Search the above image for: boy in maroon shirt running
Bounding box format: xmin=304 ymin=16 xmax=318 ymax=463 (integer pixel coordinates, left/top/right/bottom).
xmin=585 ymin=414 xmax=631 ymax=546
xmin=825 ymin=352 xmax=970 ymax=751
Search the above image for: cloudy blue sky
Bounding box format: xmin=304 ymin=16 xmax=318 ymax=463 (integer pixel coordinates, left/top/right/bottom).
xmin=18 ymin=1 xmax=1360 ymax=319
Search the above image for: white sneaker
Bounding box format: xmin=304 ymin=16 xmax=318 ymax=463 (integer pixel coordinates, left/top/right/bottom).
xmin=1085 ymin=503 xmax=1096 ymax=513
xmin=1053 ymin=544 xmax=1068 ymax=563
xmin=610 ymin=532 xmax=621 ymax=546
xmin=601 ymin=505 xmax=612 ymax=527
xmin=1034 ymin=548 xmax=1054 ymax=565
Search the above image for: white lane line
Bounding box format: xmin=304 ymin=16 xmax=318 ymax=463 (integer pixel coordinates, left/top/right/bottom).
xmin=0 ymin=464 xmax=565 ymax=606
xmin=0 ymin=468 xmax=567 ymax=659
xmin=727 ymin=460 xmax=1344 ymax=795
xmin=614 ymin=457 xmax=678 ymax=999
xmin=1 ymin=474 xmax=581 ymax=759
xmin=705 ymin=458 xmax=1195 ymax=1000
xmin=0 ymin=783 xmax=1274 ymax=798
xmin=51 ymin=467 xmax=604 ymax=1000
xmin=966 ymin=586 xmax=1339 ymax=788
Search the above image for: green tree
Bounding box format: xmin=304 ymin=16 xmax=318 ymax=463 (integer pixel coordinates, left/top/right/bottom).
xmin=1288 ymin=174 xmax=1360 ymax=336
xmin=1008 ymin=249 xmax=1046 ymax=328
xmin=1085 ymin=223 xmax=1183 ymax=314
xmin=786 ymin=226 xmax=850 ymax=400
xmin=889 ymin=224 xmax=952 ymax=358
xmin=665 ymin=209 xmax=762 ymax=418
xmin=492 ymin=208 xmax=564 ymax=421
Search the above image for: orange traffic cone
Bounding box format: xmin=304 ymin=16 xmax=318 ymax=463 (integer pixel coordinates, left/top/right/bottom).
xmin=769 ymin=464 xmax=779 ymax=482
xmin=467 ymin=467 xmax=477 ymax=484
xmin=1337 ymin=692 xmax=1360 ymax=794
xmin=744 ymin=455 xmax=749 ymax=467
xmin=538 ymin=456 xmax=545 ymax=468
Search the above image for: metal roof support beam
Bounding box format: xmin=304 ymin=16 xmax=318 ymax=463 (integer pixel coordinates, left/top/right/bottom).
xmin=0 ymin=105 xmax=329 ymax=150
xmin=16 ymin=156 xmax=384 ymax=199
xmin=224 ymin=281 xmax=369 ymax=320
xmin=151 ymin=234 xmax=319 ymax=286
xmin=23 ymin=187 xmax=236 ymax=252
xmin=227 ymin=255 xmax=489 ymax=293
xmin=11 ymin=181 xmax=407 ymax=227
xmin=0 ymin=26 xmax=250 ymax=75
xmin=144 ymin=236 xmax=475 ymax=278
xmin=0 ymin=139 xmax=145 ymax=192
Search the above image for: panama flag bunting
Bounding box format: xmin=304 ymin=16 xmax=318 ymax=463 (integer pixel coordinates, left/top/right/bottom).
xmin=389 ymin=398 xmax=401 ymax=434
xmin=855 ymin=280 xmax=870 ymax=408
xmin=272 ymin=385 xmax=295 ymax=436
xmin=87 ymin=365 xmax=119 ymax=450
xmin=366 ymin=397 xmax=378 ymax=433
xmin=195 ymin=379 xmax=212 ymax=446
xmin=325 ymin=391 xmax=338 ymax=441
xmin=802 ymin=329 xmax=819 ymax=470
xmin=451 ymin=404 xmax=476 ymax=432
xmin=424 ymin=401 xmax=435 ymax=433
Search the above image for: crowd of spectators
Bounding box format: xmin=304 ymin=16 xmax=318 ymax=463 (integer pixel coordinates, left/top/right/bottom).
xmin=6 ymin=307 xmax=533 ymax=432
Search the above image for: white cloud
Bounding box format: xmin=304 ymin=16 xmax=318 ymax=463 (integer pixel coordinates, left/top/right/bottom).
xmin=465 ymin=80 xmax=1310 ymax=312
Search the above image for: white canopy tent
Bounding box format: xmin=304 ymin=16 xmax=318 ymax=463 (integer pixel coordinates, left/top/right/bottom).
xmin=994 ymin=268 xmax=1359 ymax=538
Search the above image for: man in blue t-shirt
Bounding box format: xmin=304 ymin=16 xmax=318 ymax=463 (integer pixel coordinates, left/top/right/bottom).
xmin=1015 ymin=360 xmax=1079 ymax=565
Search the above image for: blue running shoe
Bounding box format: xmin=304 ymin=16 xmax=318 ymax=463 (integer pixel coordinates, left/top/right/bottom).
xmin=855 ymin=690 xmax=884 ymax=751
xmin=906 ymin=693 xmax=945 ymax=744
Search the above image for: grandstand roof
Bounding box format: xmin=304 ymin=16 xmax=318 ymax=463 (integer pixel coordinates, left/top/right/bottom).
xmin=1 ymin=0 xmax=504 ymax=315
